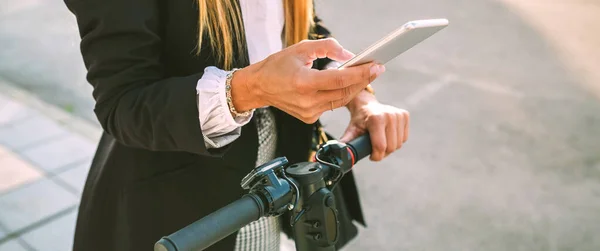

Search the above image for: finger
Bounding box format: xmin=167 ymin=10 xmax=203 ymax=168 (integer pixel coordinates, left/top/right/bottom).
xmin=385 ymin=115 xmax=398 ymax=156
xmin=296 ymin=38 xmax=355 ymax=63
xmin=316 ymin=81 xmax=367 ymax=104
xmin=316 ymin=98 xmax=346 ymax=113
xmin=310 ymin=63 xmax=383 ymax=91
xmin=340 ymin=126 xmax=364 ymax=143
xmin=396 ymin=113 xmax=405 ymax=149
xmin=366 ymin=116 xmax=386 ymax=161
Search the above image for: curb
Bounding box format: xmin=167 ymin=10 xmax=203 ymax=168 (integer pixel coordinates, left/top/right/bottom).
xmin=0 ymin=77 xmax=102 ymax=142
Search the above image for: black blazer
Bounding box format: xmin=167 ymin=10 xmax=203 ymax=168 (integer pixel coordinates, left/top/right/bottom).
xmin=65 ymin=0 xmax=364 ymax=250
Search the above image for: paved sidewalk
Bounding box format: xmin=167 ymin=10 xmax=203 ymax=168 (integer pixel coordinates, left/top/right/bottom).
xmin=0 ymin=78 xmax=101 ymax=251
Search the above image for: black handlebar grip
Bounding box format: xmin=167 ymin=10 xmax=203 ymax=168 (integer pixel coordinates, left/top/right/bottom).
xmin=347 ymin=133 xmax=372 ymax=163
xmin=155 ymin=194 xmax=265 ymax=251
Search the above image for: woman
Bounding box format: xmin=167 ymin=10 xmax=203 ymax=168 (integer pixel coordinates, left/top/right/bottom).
xmin=65 ymin=0 xmax=409 ymax=250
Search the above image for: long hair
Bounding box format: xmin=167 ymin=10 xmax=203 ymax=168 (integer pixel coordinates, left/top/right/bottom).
xmin=196 ymin=0 xmax=314 ymax=70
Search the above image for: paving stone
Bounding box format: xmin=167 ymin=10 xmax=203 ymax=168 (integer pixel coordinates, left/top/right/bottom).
xmin=0 ymin=238 xmax=28 ymax=251
xmin=20 ymin=134 xmax=95 ymax=173
xmin=0 ymin=153 xmax=43 ymax=194
xmin=0 ymin=145 xmax=9 ymax=158
xmin=0 ymin=99 xmax=31 ymax=126
xmin=21 ymin=209 xmax=77 ymax=251
xmin=55 ymin=161 xmax=91 ymax=194
xmin=0 ymin=115 xmax=69 ymax=151
xmin=0 ymin=179 xmax=77 ymax=232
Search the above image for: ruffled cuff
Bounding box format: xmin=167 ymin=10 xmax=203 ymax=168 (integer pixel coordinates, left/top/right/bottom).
xmin=196 ymin=66 xmax=254 ymax=148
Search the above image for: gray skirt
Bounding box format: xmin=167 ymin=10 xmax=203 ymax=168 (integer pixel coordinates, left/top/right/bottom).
xmin=234 ymin=107 xmax=282 ymax=251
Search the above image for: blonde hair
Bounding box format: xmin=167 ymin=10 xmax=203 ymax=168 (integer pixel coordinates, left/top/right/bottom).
xmin=197 ymin=0 xmax=315 ymax=70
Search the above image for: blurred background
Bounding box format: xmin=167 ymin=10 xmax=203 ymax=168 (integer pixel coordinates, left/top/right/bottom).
xmin=1 ymin=0 xmax=600 ymax=250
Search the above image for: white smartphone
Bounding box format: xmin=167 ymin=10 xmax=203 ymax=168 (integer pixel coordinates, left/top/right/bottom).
xmin=338 ymin=19 xmax=449 ymax=69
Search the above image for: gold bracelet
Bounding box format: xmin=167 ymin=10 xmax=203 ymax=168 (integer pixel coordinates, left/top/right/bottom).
xmin=225 ymin=69 xmax=254 ymax=117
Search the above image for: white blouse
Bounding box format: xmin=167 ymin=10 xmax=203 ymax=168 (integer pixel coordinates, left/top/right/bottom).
xmin=196 ymin=0 xmax=285 ymax=148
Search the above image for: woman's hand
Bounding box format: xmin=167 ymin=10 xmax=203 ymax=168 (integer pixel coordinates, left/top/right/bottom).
xmin=230 ymin=38 xmax=385 ymax=123
xmin=340 ymin=91 xmax=410 ymax=161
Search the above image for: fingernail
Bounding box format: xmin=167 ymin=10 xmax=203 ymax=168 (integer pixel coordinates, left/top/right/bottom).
xmin=370 ymin=65 xmax=380 ymax=75
xmin=378 ymin=65 xmax=386 ymax=73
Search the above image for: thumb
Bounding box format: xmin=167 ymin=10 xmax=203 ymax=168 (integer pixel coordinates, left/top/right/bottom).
xmin=339 ymin=125 xmax=363 ymax=143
